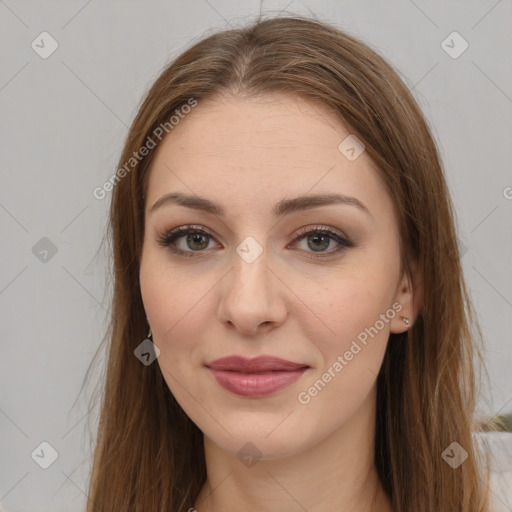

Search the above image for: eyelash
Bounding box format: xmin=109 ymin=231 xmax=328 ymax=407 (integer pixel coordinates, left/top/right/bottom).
xmin=156 ymin=224 xmax=354 ymax=260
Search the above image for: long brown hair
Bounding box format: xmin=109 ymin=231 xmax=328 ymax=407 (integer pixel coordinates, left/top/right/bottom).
xmin=85 ymin=13 xmax=496 ymax=511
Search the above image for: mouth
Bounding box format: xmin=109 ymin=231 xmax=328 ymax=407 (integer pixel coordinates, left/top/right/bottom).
xmin=205 ymin=355 xmax=310 ymax=398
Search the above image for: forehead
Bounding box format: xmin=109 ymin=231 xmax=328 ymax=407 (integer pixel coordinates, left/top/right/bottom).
xmin=145 ymin=93 xmax=390 ymax=220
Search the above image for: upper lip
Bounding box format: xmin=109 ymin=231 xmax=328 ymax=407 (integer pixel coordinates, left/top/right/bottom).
xmin=205 ymin=356 xmax=309 ymax=372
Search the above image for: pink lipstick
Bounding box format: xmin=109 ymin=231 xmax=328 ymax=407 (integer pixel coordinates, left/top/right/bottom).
xmin=205 ymin=356 xmax=309 ymax=398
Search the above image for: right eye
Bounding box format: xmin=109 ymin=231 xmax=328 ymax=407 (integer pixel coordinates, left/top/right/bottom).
xmin=157 ymin=225 xmax=219 ymax=257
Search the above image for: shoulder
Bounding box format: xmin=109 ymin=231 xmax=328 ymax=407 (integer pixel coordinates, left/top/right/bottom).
xmin=473 ymin=431 xmax=512 ymax=512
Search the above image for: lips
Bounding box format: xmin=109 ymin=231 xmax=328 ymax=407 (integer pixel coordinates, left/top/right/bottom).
xmin=206 ymin=355 xmax=308 ymax=372
xmin=205 ymin=356 xmax=310 ymax=398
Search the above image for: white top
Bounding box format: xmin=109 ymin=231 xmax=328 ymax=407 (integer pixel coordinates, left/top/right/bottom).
xmin=473 ymin=431 xmax=512 ymax=511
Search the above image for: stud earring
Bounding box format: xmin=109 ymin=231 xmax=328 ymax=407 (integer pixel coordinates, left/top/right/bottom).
xmin=402 ymin=317 xmax=410 ymax=326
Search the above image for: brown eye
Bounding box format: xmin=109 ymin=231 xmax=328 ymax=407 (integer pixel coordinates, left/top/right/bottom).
xmin=184 ymin=232 xmax=210 ymax=251
xmin=291 ymin=226 xmax=354 ymax=260
xmin=157 ymin=225 xmax=217 ymax=257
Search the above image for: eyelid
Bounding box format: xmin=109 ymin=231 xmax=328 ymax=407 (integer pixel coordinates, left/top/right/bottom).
xmin=293 ymin=224 xmax=350 ymax=241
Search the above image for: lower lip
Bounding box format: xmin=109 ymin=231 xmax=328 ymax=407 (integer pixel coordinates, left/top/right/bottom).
xmin=207 ymin=368 xmax=308 ymax=397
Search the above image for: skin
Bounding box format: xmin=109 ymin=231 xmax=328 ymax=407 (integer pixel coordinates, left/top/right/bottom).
xmin=139 ymin=93 xmax=421 ymax=512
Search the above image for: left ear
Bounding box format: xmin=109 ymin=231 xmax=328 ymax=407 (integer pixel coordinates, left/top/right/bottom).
xmin=389 ymin=258 xmax=422 ymax=334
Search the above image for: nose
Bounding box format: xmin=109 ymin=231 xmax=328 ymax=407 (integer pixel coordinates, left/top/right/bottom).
xmin=216 ymin=243 xmax=288 ymax=337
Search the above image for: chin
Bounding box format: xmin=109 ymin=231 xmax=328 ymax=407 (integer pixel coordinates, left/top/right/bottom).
xmin=203 ymin=414 xmax=319 ymax=462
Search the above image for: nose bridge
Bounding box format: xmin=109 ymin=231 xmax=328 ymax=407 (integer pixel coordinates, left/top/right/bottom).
xmin=217 ymin=234 xmax=287 ymax=333
xmin=230 ymin=234 xmax=271 ymax=300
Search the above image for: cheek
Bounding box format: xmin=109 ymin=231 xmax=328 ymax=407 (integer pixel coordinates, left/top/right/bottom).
xmin=296 ymin=267 xmax=395 ymax=359
xmin=140 ymin=250 xmax=203 ymax=335
xmin=292 ymin=276 xmax=393 ymax=426
xmin=139 ymin=252 xmax=218 ymax=378
xmin=139 ymin=259 xmax=206 ymax=404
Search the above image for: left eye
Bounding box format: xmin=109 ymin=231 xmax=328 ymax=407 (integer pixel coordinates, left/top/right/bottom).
xmin=157 ymin=225 xmax=354 ymax=259
xmin=295 ymin=230 xmax=343 ymax=252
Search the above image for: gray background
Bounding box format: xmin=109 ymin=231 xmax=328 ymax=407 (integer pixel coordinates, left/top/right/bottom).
xmin=1 ymin=0 xmax=511 ymax=510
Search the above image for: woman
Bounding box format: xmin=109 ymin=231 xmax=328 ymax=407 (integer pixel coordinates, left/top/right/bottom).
xmin=86 ymin=14 xmax=505 ymax=512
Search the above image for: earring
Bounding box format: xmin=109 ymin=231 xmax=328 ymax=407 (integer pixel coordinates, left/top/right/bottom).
xmin=402 ymin=317 xmax=410 ymax=327
xmin=147 ymin=326 xmax=152 ymax=340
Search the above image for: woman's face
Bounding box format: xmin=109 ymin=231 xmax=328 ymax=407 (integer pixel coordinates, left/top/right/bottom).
xmin=139 ymin=93 xmax=414 ymax=460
